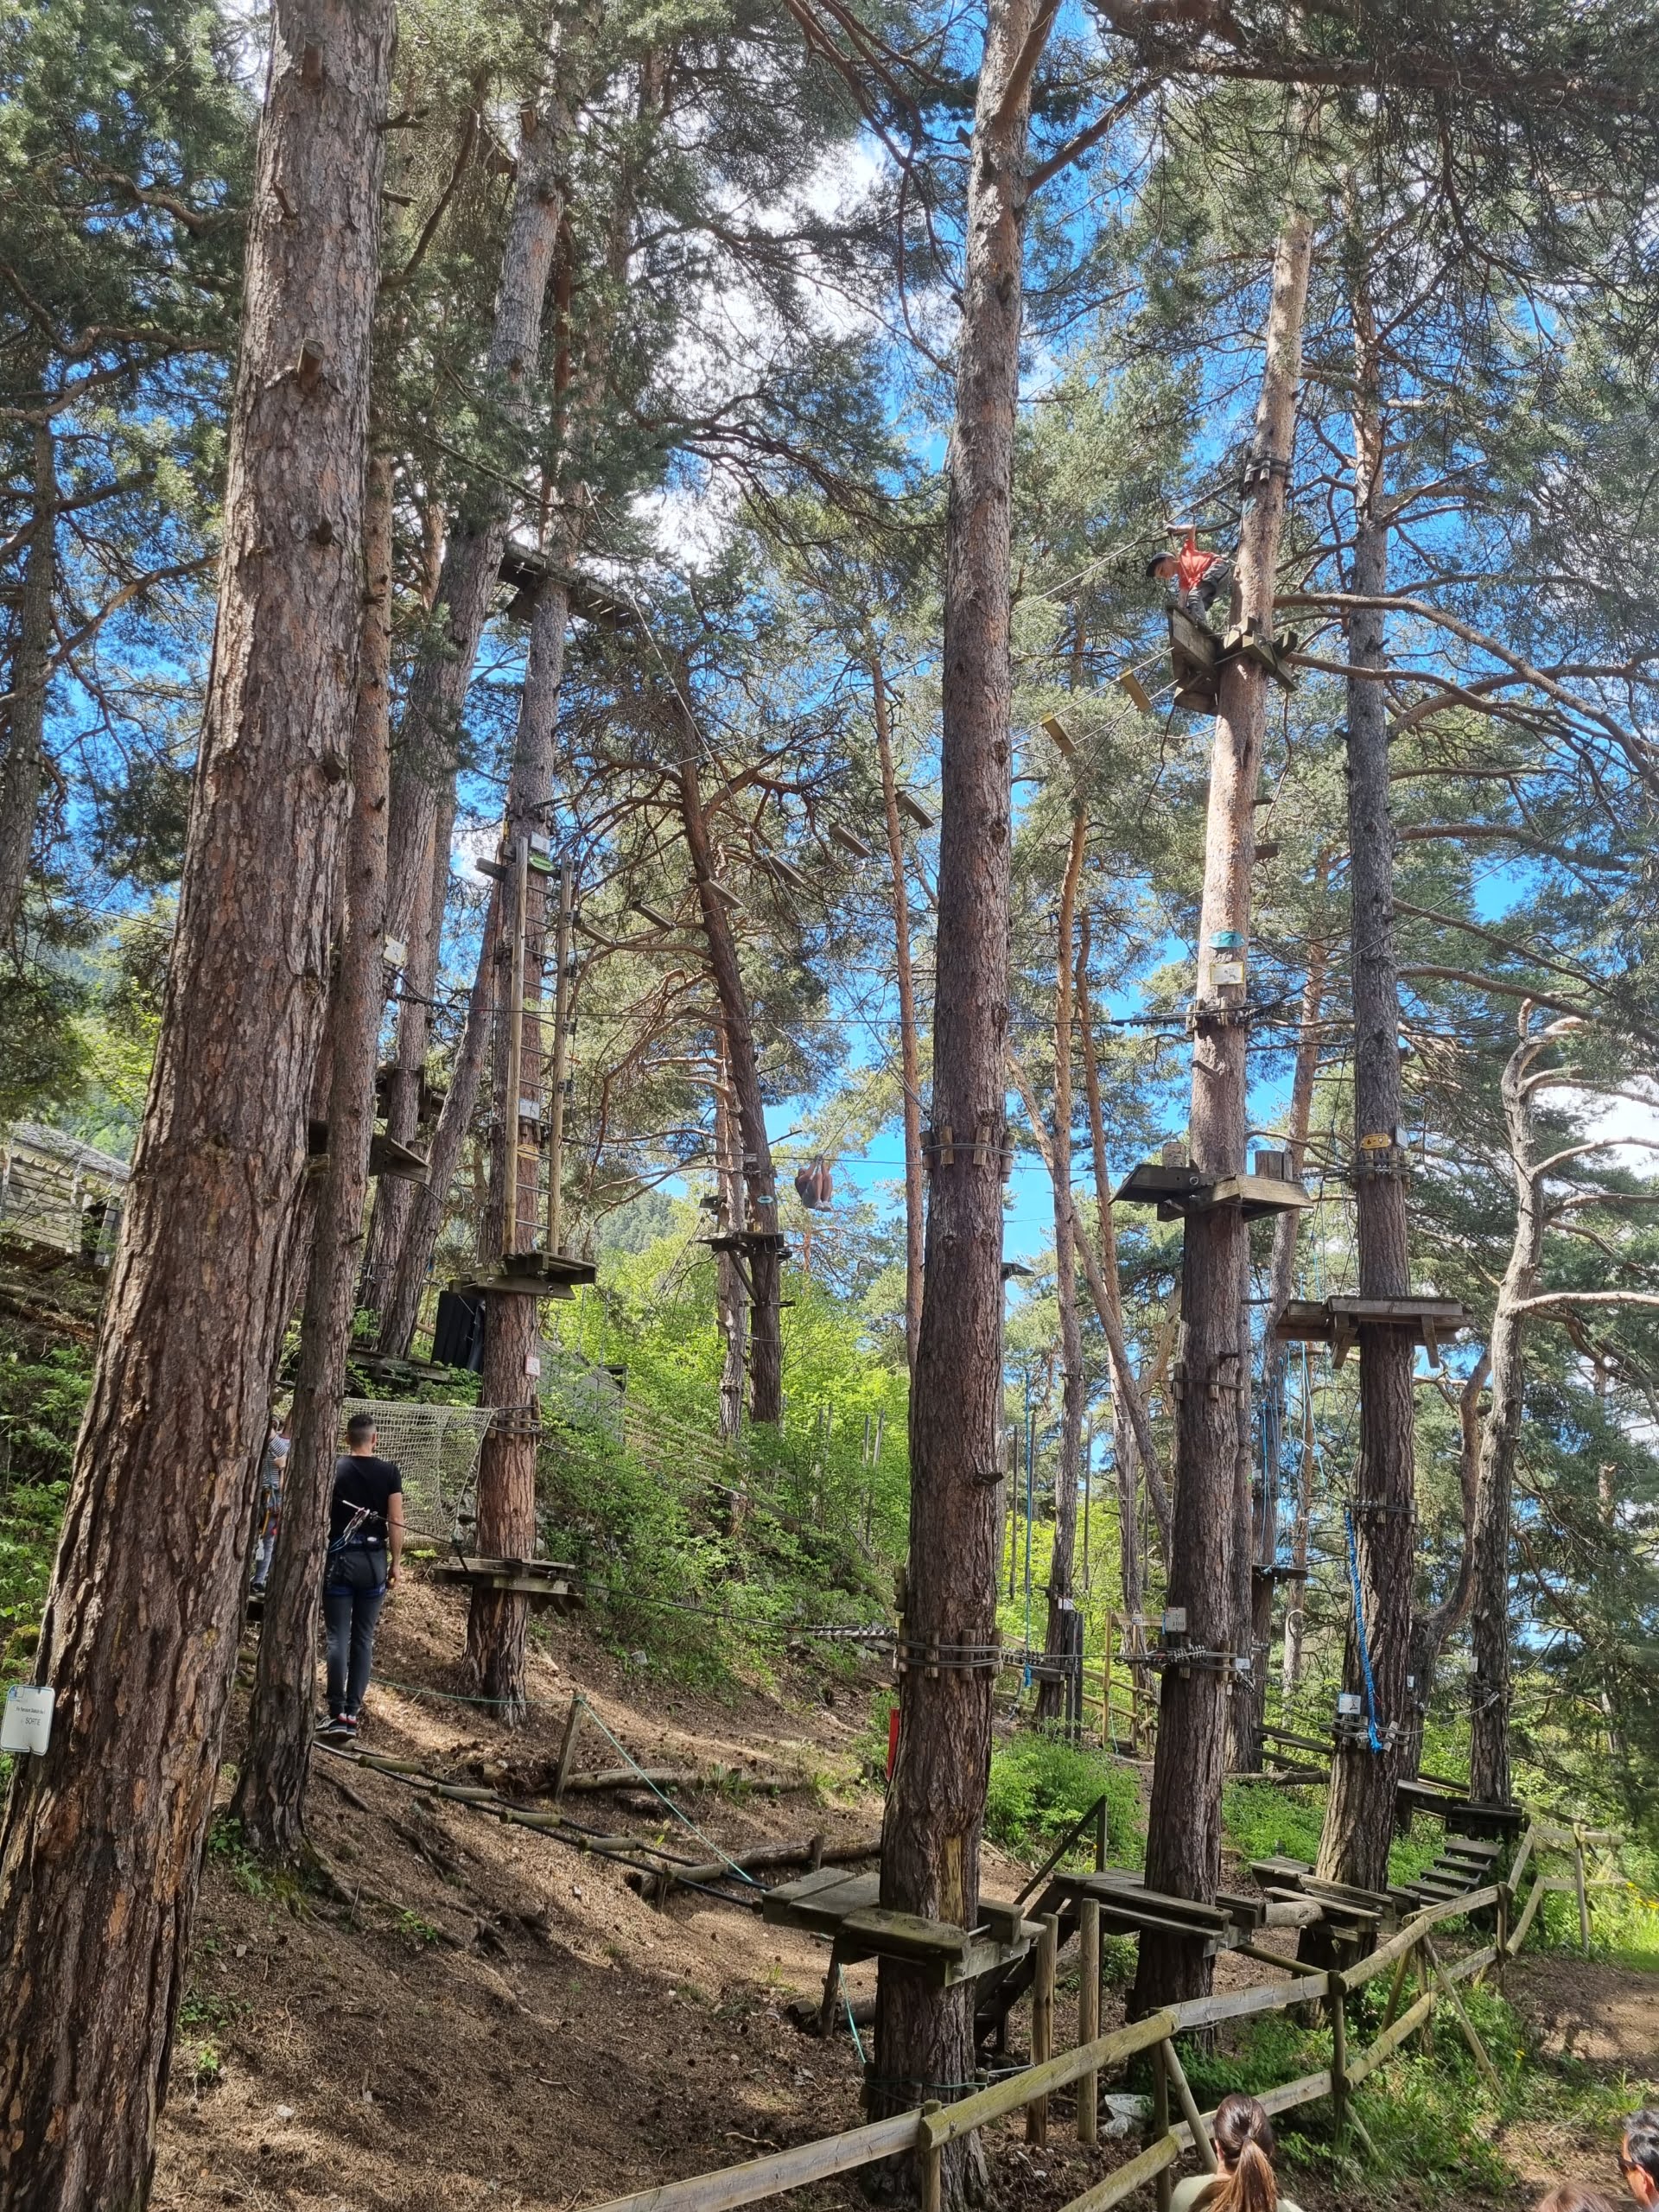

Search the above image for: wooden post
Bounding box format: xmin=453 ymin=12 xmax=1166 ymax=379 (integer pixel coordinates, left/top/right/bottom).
xmin=1162 ymin=2038 xmax=1217 ymax=2173
xmin=552 ymin=1692 xmax=583 ymax=1805
xmin=1423 ymin=1937 xmax=1503 ymax=2094
xmin=1096 ymin=1792 xmax=1109 ymax=1872
xmin=918 ymin=2101 xmax=942 ymax=2212
xmin=545 ymin=860 xmax=574 ymax=1253
xmin=1077 ymin=1899 xmax=1101 ymax=2145
xmin=1103 ymin=1614 xmax=1114 ymax=1752
xmin=1153 ymin=2037 xmax=1173 ymax=2212
xmin=1327 ymin=1968 xmax=1349 ymax=2145
xmin=502 ymin=835 xmax=529 ymax=1259
xmin=1574 ymin=1829 xmax=1591 ymax=1955
xmin=1027 ymin=1912 xmax=1058 ymax=2145
xmin=1382 ymin=1944 xmax=1412 ymax=2031
xmin=1493 ymin=1882 xmax=1510 ymax=1988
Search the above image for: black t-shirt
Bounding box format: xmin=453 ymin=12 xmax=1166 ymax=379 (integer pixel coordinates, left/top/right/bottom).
xmin=329 ymin=1454 xmax=403 ymax=1546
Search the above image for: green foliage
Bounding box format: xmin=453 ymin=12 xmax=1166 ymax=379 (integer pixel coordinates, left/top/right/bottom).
xmin=984 ymin=1732 xmax=1145 ymax=1869
xmin=206 ymin=1816 xmax=269 ymax=1900
xmin=0 ymin=1327 xmax=89 ymax=1675
xmin=1221 ymin=1781 xmax=1325 ymax=1870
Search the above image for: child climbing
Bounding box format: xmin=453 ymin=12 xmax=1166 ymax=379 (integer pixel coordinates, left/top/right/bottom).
xmin=1146 ymin=527 xmax=1232 ymax=618
xmin=319 ymin=1411 xmax=404 ymax=1745
xmin=250 ymin=1406 xmax=289 ymax=1599
xmin=1171 ymin=2093 xmax=1305 ymax=2212
xmin=793 ymin=1158 xmax=833 ymax=1209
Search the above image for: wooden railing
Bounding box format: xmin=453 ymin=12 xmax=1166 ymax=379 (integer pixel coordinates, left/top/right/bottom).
xmin=587 ymin=1818 xmax=1627 ymax=2212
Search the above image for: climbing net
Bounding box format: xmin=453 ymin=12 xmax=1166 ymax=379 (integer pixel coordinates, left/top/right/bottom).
xmin=340 ymin=1398 xmax=497 ymax=1541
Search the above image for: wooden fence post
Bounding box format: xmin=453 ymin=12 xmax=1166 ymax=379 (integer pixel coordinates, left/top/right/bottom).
xmin=1493 ymin=1882 xmax=1510 ymax=1990
xmin=1574 ymin=1828 xmax=1591 ymax=1955
xmin=1162 ymin=2038 xmax=1217 ymax=2173
xmin=1078 ymin=1900 xmax=1101 ymax=2145
xmin=1382 ymin=1945 xmax=1412 ymax=2031
xmin=1027 ymin=1913 xmax=1058 ymax=2146
xmin=1153 ymin=2038 xmax=1173 ymax=2212
xmin=918 ymin=2102 xmax=941 ymax=2212
xmin=1422 ymin=1937 xmax=1503 ymax=2095
xmin=1096 ymin=1794 xmax=1109 ymax=1872
xmin=1327 ymin=1968 xmax=1348 ymax=2145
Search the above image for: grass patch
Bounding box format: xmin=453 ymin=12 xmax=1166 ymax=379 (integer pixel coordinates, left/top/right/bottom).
xmin=985 ymin=1733 xmax=1145 ymax=1869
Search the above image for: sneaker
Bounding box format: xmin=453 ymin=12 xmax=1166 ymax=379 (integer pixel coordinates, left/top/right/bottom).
xmin=336 ymin=1713 xmax=359 ymax=1741
xmin=316 ymin=1716 xmax=351 ymax=1745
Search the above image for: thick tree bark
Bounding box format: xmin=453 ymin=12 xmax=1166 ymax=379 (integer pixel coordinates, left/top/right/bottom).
xmin=235 ymin=449 xmax=394 ymax=1854
xmin=675 ymin=740 xmax=783 ymax=1423
xmin=467 ymin=576 xmax=569 ymax=1718
xmin=1235 ymin=868 xmax=1327 ymax=1767
xmin=0 ymin=3 xmax=393 ymax=2199
xmin=0 ymin=425 xmax=55 ymax=942
xmin=1469 ymin=1016 xmax=1564 ymax=1802
xmin=1315 ymin=264 xmax=1416 ymax=1901
xmin=1036 ymin=809 xmax=1086 ymax=1726
xmin=1134 ymin=203 xmax=1312 ymax=2017
xmin=872 ymin=652 xmax=925 ymax=1375
xmin=363 ymin=23 xmax=571 ymax=1315
xmin=873 ymin=1 xmax=1044 ymax=2193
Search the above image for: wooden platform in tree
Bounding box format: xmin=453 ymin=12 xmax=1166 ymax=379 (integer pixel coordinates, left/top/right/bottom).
xmin=1395 ymin=1778 xmax=1525 ymax=1838
xmin=368 ymin=1131 xmax=430 ymax=1184
xmin=427 ymin=1555 xmax=584 ymax=1611
xmin=449 ymin=1249 xmax=598 ymax=1300
xmin=1046 ymin=1868 xmax=1230 ymax=1950
xmin=760 ymin=1866 xmax=1040 ymax=1988
xmin=1274 ymin=1295 xmax=1470 ymax=1367
xmin=1115 ymin=1161 xmax=1312 ymax=1222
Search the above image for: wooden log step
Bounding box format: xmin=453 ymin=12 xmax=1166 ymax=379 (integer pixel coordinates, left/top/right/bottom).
xmin=838 ymin=1904 xmax=969 ymax=1967
xmin=1262 ymin=1897 xmax=1325 ymax=1929
xmin=1058 ymin=1870 xmax=1231 ymax=1929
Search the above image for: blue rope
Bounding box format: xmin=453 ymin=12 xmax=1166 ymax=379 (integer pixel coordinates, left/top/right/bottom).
xmin=573 ymin=1700 xmax=762 ymax=1885
xmin=1344 ymin=1508 xmax=1382 ymax=1752
xmin=839 ymin=1968 xmax=867 ymax=2065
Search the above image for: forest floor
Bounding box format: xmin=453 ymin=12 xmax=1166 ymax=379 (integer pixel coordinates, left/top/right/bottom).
xmin=152 ymin=1570 xmax=1656 ymax=2212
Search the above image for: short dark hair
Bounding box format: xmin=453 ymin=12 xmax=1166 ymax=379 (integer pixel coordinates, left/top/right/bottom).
xmin=346 ymin=1413 xmax=377 ymax=1447
xmin=1624 ymin=2113 xmax=1659 ymax=2191
xmin=1536 ymin=2187 xmax=1619 ymax=2212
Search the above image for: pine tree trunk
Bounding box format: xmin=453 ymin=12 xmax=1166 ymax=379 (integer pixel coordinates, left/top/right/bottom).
xmin=1037 ymin=809 xmax=1086 ymax=1727
xmin=0 ymin=3 xmax=393 ymax=2196
xmin=371 ymin=921 xmax=493 ymax=1357
xmin=714 ymin=1043 xmax=748 ymax=1441
xmin=1403 ymin=1346 xmax=1488 ymax=1775
xmin=1235 ymin=871 xmax=1327 ymax=1766
xmin=1315 ymin=266 xmax=1416 ymax=1901
xmin=0 ymin=424 xmax=55 ymax=941
xmin=872 ymin=653 xmax=925 ymax=1374
xmin=467 ymin=576 xmax=569 ymax=1718
xmin=873 ymin=0 xmax=1043 ymax=2192
xmin=1133 ymin=203 xmax=1312 ymax=2017
xmin=675 ymin=742 xmax=783 ymax=1423
xmin=1470 ymin=1020 xmax=1554 ymax=1803
xmin=1076 ymin=908 xmax=1170 ymax=1592
xmin=363 ymin=33 xmax=570 ymax=1319
xmin=235 ymin=449 xmax=394 ymax=1855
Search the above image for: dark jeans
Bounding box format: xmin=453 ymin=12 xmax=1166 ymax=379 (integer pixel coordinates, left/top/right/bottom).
xmin=323 ymin=1544 xmax=388 ymax=1718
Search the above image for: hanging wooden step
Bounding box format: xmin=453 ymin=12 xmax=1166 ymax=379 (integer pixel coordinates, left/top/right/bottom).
xmin=450 ymin=1249 xmax=598 ymax=1300
xmin=1115 ymin=1157 xmax=1311 ymax=1223
xmin=429 ymin=1554 xmax=584 ymax=1611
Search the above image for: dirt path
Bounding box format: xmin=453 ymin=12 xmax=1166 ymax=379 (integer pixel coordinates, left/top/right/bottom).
xmin=150 ymin=1572 xmax=1659 ymax=2212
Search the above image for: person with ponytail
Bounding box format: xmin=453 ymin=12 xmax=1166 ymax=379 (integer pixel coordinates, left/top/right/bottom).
xmin=1172 ymin=2093 xmax=1305 ymax=2212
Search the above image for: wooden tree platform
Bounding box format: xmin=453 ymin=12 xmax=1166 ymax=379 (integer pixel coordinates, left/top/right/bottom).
xmin=1115 ymin=1161 xmax=1312 ymax=1222
xmin=449 ymin=1249 xmax=598 ymax=1300
xmin=1274 ymin=1294 xmax=1470 ymax=1367
xmin=427 ymin=1555 xmax=584 ymax=1611
xmin=761 ymin=1866 xmax=1041 ymax=1988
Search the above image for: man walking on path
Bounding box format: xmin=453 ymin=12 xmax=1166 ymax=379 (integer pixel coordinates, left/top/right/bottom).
xmin=320 ymin=1412 xmax=404 ymax=1742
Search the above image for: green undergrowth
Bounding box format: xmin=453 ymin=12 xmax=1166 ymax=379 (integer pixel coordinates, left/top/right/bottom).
xmin=0 ymin=1327 xmax=92 ymax=1680
xmin=1220 ymin=1779 xmax=1444 ymax=1886
xmin=985 ymin=1732 xmax=1147 ymax=1869
xmin=1177 ymin=1968 xmax=1635 ymax=2198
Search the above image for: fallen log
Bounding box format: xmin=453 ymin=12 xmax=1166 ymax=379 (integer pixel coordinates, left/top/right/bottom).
xmin=561 ymin=1765 xmax=812 ymax=1796
xmin=626 ymin=1831 xmax=883 ymax=1902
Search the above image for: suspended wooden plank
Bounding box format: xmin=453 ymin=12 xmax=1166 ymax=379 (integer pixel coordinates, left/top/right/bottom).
xmin=829 ymin=825 xmax=874 ymax=860
xmin=897 ymin=791 xmax=934 ymax=829
xmin=1117 ymin=671 xmax=1154 ymax=714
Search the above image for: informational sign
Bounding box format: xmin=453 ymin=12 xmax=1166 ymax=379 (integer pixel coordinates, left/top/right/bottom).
xmin=1205 ymin=959 xmax=1245 ymax=988
xmin=1 ymin=1685 xmax=54 ymax=1757
xmin=1337 ymin=1691 xmax=1362 ymax=1717
xmin=1162 ymin=1606 xmax=1188 ymax=1636
xmin=524 ymin=1355 xmax=542 ymax=1378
